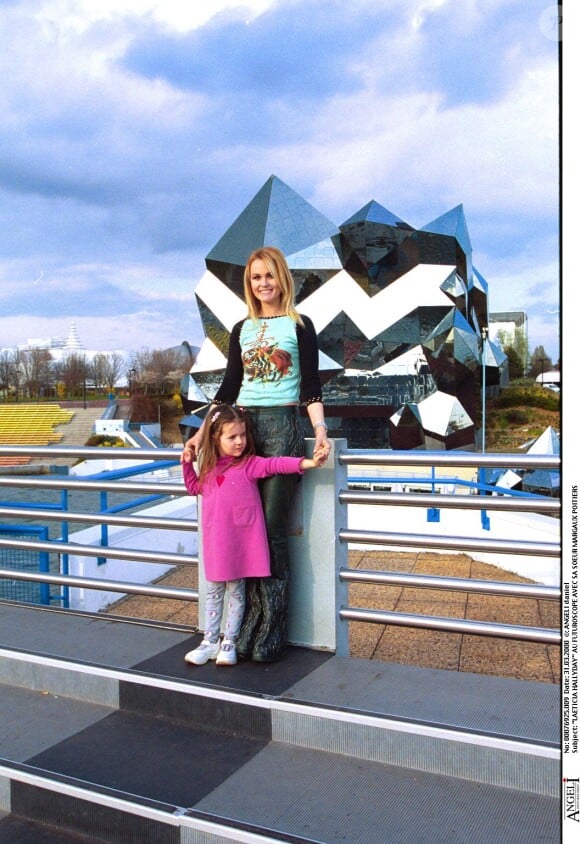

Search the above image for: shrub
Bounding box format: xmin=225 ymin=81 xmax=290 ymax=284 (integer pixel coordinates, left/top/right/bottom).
xmin=85 ymin=434 xmax=126 ymax=448
xmin=493 ymin=386 xmax=559 ymax=411
xmin=504 ymin=408 xmax=532 ymax=425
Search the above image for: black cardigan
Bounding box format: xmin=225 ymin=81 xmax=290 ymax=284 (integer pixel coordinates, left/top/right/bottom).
xmin=214 ymin=314 xmax=323 ymax=406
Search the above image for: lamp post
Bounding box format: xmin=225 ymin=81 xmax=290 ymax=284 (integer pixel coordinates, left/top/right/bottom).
xmin=539 ymin=357 xmax=547 ymax=385
xmin=479 ymin=327 xmax=490 ymax=529
xmin=481 ymin=326 xmax=487 ymax=455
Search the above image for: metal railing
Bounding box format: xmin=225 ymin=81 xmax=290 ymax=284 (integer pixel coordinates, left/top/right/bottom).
xmin=0 ymin=445 xmax=198 ymax=608
xmin=337 ymin=449 xmax=561 ymax=647
xmin=0 ymin=443 xmax=561 ymax=651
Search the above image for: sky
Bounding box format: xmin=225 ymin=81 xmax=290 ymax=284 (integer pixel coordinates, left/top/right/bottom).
xmin=0 ymin=0 xmax=561 ymax=363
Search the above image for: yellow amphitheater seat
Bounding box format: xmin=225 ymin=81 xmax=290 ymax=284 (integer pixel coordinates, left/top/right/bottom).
xmin=0 ymin=403 xmax=75 ymax=451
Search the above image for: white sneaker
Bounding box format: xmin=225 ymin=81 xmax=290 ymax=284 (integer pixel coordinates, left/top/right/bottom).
xmin=216 ymin=639 xmax=237 ymax=666
xmin=184 ymin=639 xmax=220 ymax=665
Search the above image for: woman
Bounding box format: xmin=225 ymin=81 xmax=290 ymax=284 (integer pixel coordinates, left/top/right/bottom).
xmin=181 ymin=246 xmax=330 ymax=662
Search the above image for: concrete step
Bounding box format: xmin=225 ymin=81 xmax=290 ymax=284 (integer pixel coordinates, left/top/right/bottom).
xmin=0 ymin=604 xmax=561 ymax=843
xmin=0 ymin=681 xmax=560 ymax=844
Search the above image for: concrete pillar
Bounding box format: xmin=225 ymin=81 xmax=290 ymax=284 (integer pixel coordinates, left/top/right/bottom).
xmin=288 ymin=438 xmax=349 ymax=655
xmin=198 ymin=439 xmax=349 ymax=656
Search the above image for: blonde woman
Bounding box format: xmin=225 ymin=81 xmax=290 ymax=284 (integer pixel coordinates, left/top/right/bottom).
xmin=182 ymin=246 xmax=330 ymax=662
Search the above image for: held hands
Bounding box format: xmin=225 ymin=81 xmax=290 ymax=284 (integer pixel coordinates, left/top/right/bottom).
xmin=312 ymin=428 xmax=331 ymax=465
xmin=300 ymin=451 xmax=327 ymax=470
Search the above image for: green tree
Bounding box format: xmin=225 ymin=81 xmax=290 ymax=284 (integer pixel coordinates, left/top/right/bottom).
xmin=512 ymin=327 xmax=529 ymax=373
xmin=495 ymin=327 xmax=528 ymax=375
xmin=504 ymin=346 xmax=524 ymax=379
xmin=528 ymin=346 xmax=553 ymax=380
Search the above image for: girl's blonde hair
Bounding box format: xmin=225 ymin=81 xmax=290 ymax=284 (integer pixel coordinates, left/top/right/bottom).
xmin=243 ymin=246 xmax=304 ymax=326
xmin=197 ymin=403 xmax=255 ymax=485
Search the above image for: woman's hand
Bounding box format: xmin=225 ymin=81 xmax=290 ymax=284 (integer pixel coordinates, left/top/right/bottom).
xmin=313 ymin=427 xmax=331 ymax=464
xmin=180 ymin=430 xmax=202 ymax=463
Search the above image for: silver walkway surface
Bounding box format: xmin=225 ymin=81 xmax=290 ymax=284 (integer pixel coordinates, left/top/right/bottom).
xmin=0 ymin=603 xmax=561 ymax=843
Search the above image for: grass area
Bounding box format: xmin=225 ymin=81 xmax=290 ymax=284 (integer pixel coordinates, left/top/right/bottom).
xmin=485 ymin=385 xmax=560 ymax=452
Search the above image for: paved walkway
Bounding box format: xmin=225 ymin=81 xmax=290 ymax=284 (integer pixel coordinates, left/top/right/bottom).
xmin=50 ymin=407 xmax=104 ymax=459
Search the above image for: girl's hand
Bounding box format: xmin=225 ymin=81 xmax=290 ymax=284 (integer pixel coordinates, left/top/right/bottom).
xmin=300 ymin=455 xmax=324 ymax=470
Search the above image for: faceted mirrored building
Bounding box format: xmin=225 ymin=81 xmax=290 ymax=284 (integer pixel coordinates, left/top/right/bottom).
xmin=182 ymin=175 xmax=507 ymax=449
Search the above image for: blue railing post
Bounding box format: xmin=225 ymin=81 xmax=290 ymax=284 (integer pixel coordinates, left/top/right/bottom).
xmin=427 ymin=465 xmax=440 ymax=522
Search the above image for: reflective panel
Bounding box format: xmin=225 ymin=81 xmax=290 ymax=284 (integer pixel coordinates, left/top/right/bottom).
xmin=184 ymin=176 xmax=503 ymax=450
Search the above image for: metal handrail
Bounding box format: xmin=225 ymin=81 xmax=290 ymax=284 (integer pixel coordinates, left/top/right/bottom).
xmin=339 ymin=608 xmax=560 ymax=645
xmin=0 ymin=443 xmax=561 ymax=650
xmin=340 ymin=489 xmax=560 ymax=514
xmin=339 ymin=450 xmax=560 ymax=470
xmin=0 ymin=506 xmax=196 ymax=532
xmin=339 ymin=528 xmax=559 ymax=557
xmin=335 ymin=446 xmax=560 ymax=648
xmin=340 ymin=568 xmax=560 ymax=600
xmin=1 ymin=444 xmax=197 ymax=609
xmin=0 ymin=444 xmax=178 ymax=461
xmin=0 ymin=537 xmax=197 ymax=567
xmin=0 ymin=567 xmax=198 ymax=602
xmin=0 ymin=477 xmax=185 ymax=495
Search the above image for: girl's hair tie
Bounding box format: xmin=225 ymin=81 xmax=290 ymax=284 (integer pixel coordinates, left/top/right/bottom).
xmin=210 ymin=410 xmax=220 ymax=423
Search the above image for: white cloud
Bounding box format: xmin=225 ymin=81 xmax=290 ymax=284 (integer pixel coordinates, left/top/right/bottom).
xmin=32 ymin=0 xmax=277 ymax=36
xmin=0 ymin=0 xmax=560 ymax=362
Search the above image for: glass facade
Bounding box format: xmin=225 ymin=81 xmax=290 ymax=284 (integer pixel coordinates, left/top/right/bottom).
xmin=184 ymin=175 xmax=507 ymax=450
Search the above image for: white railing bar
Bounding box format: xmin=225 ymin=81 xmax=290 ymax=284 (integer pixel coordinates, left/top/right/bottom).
xmin=0 ymin=506 xmax=197 ymax=532
xmin=0 ymin=537 xmax=197 ymax=567
xmin=339 ymin=490 xmax=560 ymax=514
xmin=338 ymin=449 xmax=559 ymax=470
xmin=340 ymin=568 xmax=560 ymax=600
xmin=340 ymin=528 xmax=559 ymax=557
xmin=0 ymin=567 xmax=199 ymax=602
xmin=339 ymin=607 xmax=560 ymax=645
xmin=0 ymin=445 xmax=179 ymax=461
xmin=1 ymin=444 xmax=560 ymax=470
xmin=0 ymin=477 xmax=186 ymax=496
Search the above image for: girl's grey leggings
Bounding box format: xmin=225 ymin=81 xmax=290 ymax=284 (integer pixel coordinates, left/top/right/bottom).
xmin=204 ymin=578 xmax=245 ymax=643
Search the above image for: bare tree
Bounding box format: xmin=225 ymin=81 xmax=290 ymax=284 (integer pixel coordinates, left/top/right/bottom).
xmin=20 ymin=348 xmax=53 ymax=398
xmin=90 ymin=352 xmax=125 ymax=392
xmin=55 ymin=352 xmax=89 ymax=400
xmin=0 ymin=350 xmax=21 ymax=398
xmin=129 ymin=348 xmax=189 ymax=396
xmin=102 ymin=352 xmax=125 ymax=390
xmin=91 ymin=354 xmax=109 ymax=392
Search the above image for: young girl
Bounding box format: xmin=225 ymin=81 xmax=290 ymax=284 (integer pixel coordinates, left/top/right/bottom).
xmin=182 ymin=403 xmax=322 ymax=667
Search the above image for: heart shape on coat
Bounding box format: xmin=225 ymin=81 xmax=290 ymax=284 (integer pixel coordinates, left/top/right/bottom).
xmin=216 ymin=475 xmax=225 ymax=487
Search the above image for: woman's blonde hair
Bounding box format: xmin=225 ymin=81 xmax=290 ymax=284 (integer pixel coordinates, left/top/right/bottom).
xmin=197 ymin=404 xmax=255 ymax=485
xmin=243 ymin=246 xmax=304 ymax=326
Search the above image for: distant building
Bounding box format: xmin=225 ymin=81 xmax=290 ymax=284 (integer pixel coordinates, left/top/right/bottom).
xmin=0 ymin=323 xmax=128 ymax=392
xmin=0 ymin=322 xmax=124 ymax=367
xmin=535 ymin=370 xmax=560 ymax=386
xmin=488 ymin=311 xmax=528 ymax=369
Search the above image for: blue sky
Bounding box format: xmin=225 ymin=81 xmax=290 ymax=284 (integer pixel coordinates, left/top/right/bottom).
xmin=0 ymin=0 xmax=561 ymax=361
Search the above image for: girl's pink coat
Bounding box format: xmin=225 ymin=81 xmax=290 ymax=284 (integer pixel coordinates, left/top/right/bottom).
xmin=182 ymin=455 xmax=304 ymax=582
